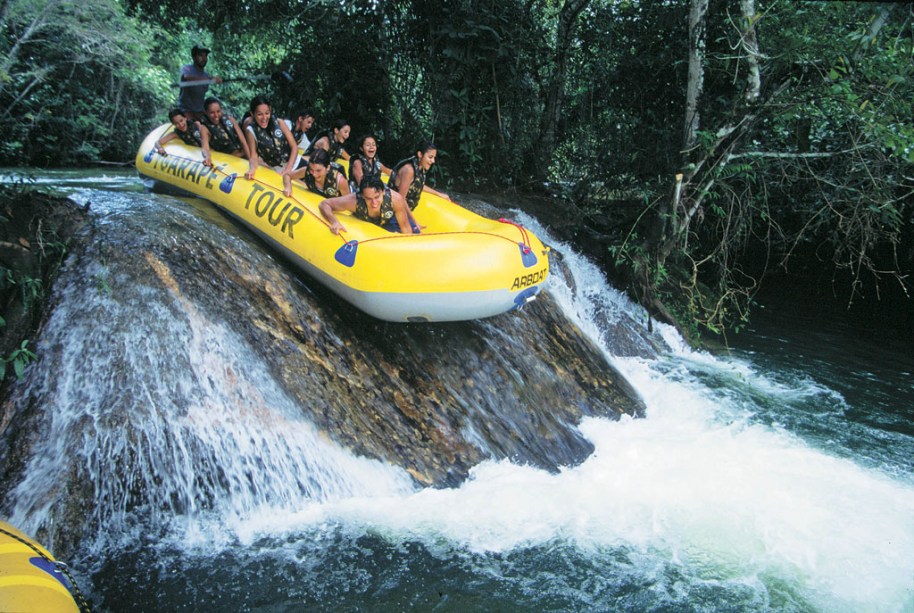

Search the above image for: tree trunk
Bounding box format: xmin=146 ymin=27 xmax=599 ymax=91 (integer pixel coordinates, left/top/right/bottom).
xmin=662 ymin=0 xmax=765 ymax=256
xmin=647 ymin=0 xmax=707 ymax=251
xmin=682 ymin=0 xmax=709 ymax=156
xmin=537 ymin=0 xmax=591 ymax=177
xmin=740 ymin=0 xmax=761 ymax=102
xmin=853 ymin=4 xmax=893 ymax=63
xmin=635 ymin=0 xmax=771 ymax=324
xmin=0 ymin=0 xmax=60 ymax=81
xmin=492 ymin=63 xmax=505 ymax=147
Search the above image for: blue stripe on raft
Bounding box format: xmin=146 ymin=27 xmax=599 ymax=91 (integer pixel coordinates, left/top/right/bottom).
xmin=29 ymin=557 xmax=73 ymax=591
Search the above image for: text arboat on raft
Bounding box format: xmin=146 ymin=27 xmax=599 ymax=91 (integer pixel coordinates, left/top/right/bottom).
xmin=135 ymin=125 xmax=550 ymax=322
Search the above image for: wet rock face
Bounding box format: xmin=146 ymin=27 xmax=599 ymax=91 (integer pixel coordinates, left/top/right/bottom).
xmin=0 ymin=192 xmax=646 ymax=550
xmin=271 ymin=292 xmax=645 ymax=487
xmin=0 ymin=189 xmax=87 ymax=383
xmin=134 ymin=202 xmax=645 ymax=487
xmin=0 ymin=190 xmax=86 ymax=509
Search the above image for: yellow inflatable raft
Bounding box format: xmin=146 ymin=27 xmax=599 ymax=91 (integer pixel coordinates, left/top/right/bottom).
xmin=0 ymin=521 xmax=84 ymax=612
xmin=136 ymin=125 xmax=549 ymax=322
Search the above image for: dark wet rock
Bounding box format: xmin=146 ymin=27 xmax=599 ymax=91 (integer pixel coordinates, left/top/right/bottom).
xmin=0 ymin=192 xmax=645 ymax=554
xmin=131 ymin=203 xmax=646 ymax=487
xmin=0 ymin=188 xmax=88 ymax=382
xmin=0 ymin=187 xmax=87 ymax=502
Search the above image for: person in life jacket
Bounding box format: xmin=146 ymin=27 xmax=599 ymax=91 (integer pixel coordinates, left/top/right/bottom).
xmin=348 ymin=133 xmax=392 ymax=193
xmin=243 ymin=95 xmax=303 ymax=197
xmin=155 ymin=108 xmax=204 ymax=155
xmin=387 ymin=141 xmax=450 ymax=232
xmin=291 ymin=148 xmax=350 ymax=197
xmin=319 ymin=175 xmax=415 ymax=235
xmin=304 ymin=119 xmax=351 ymax=175
xmin=200 ymin=97 xmax=250 ymax=166
xmin=293 ymin=109 xmax=315 ymax=152
xmin=388 ymin=141 xmax=450 ymax=210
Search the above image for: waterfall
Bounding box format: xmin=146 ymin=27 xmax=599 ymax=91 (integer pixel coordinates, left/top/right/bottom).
xmin=0 ymin=186 xmax=641 ymax=548
xmin=0 ymin=176 xmax=911 ymax=611
xmin=2 ymin=189 xmax=417 ymax=548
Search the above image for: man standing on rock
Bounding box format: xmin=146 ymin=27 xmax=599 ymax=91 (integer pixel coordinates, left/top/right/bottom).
xmin=177 ymin=44 xmax=222 ymax=121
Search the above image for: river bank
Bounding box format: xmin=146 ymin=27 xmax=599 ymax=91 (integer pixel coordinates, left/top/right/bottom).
xmin=0 ymin=183 xmax=87 ymax=395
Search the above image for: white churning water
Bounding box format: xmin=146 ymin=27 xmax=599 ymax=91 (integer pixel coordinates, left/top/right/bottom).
xmin=6 ymin=190 xmax=912 ymax=611
xmin=242 ymin=214 xmax=914 ymax=611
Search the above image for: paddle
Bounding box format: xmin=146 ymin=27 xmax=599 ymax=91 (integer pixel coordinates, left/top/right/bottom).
xmin=173 ymin=71 xmax=292 ymax=88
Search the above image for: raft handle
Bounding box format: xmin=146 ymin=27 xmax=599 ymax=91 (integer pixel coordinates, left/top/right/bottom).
xmin=513 ymin=286 xmax=540 ymax=309
xmin=334 ymin=240 xmax=359 ymax=267
xmin=518 ymin=242 xmax=538 ymax=268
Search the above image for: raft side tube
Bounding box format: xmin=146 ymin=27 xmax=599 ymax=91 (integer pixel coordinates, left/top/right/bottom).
xmin=136 ymin=126 xmax=549 ymax=322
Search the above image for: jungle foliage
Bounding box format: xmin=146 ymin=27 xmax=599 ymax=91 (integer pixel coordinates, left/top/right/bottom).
xmin=1 ymin=0 xmax=911 ymax=338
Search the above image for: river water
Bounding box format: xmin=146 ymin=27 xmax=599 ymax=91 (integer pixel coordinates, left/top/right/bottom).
xmin=1 ymin=170 xmax=912 ymax=612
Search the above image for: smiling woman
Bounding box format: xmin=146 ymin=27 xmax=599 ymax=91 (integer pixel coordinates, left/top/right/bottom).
xmin=244 ymin=95 xmax=301 ymax=197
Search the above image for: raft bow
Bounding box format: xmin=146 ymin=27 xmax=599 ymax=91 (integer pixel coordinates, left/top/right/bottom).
xmin=0 ymin=521 xmax=87 ymax=612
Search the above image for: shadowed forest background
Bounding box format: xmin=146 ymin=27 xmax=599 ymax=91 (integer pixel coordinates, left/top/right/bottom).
xmin=1 ymin=0 xmax=912 ymax=341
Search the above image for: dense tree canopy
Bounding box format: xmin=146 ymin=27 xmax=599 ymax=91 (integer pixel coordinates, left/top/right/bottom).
xmin=2 ymin=0 xmax=911 ymax=338
xmin=0 ymin=0 xmax=167 ymax=164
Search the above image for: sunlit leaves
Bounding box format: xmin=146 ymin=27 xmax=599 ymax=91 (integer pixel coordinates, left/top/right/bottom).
xmin=0 ymin=0 xmax=168 ymax=164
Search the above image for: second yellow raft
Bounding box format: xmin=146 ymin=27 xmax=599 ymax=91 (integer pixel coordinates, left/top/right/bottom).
xmin=0 ymin=521 xmax=83 ymax=612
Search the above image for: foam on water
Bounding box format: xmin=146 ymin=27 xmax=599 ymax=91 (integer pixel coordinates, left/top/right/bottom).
xmin=224 ymin=358 xmax=913 ymax=609
xmin=7 ymin=191 xmax=912 ymax=610
xmin=7 ymin=230 xmax=415 ymax=543
xmin=214 ymin=214 xmax=914 ymax=611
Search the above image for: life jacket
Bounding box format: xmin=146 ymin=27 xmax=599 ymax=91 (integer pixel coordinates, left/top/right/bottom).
xmin=175 ymin=122 xmax=203 ymax=147
xmin=353 ymin=187 xmax=395 ymax=226
xmin=200 ymin=114 xmax=242 ymax=154
xmin=349 ymin=153 xmax=383 ymax=184
xmin=307 ymin=129 xmax=345 ymax=162
xmin=304 ymin=167 xmax=343 ymax=198
xmin=388 ymin=157 xmax=426 ymax=210
xmin=250 ymin=117 xmax=290 ymax=167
